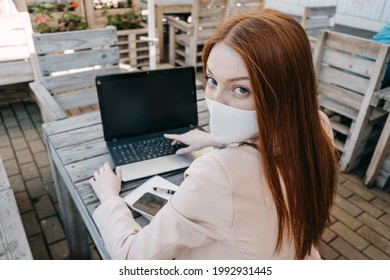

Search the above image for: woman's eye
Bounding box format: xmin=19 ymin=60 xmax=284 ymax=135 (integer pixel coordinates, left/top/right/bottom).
xmin=233 ymin=87 xmax=249 ymax=96
xmin=206 ymin=77 xmax=217 ymax=87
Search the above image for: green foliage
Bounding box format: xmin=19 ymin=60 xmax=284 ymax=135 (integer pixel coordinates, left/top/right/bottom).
xmin=28 ymin=1 xmax=87 ymax=33
xmin=106 ymin=10 xmax=142 ymax=30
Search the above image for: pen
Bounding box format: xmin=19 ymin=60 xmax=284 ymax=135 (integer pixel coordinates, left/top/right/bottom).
xmin=153 ymin=187 xmax=176 ymax=195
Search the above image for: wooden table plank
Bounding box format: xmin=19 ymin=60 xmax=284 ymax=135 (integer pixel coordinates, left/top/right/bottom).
xmin=50 ymin=123 xmax=104 ymax=150
xmin=57 ymin=138 xmax=107 ymax=165
xmin=43 ymin=111 xmax=101 ymax=136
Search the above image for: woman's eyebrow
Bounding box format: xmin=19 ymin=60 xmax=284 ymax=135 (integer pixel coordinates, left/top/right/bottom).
xmin=227 ymin=76 xmax=250 ymax=82
xmin=207 ymin=67 xmax=249 ymax=82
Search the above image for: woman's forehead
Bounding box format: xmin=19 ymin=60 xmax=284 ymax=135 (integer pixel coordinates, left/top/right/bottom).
xmin=207 ymin=42 xmax=249 ymax=80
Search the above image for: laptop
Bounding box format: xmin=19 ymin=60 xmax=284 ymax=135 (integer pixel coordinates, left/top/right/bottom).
xmin=96 ymin=66 xmax=207 ymax=182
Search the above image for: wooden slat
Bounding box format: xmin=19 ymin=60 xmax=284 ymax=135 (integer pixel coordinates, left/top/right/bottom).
xmin=318 ymin=82 xmax=363 ymax=111
xmin=33 ymin=27 xmax=118 ymax=54
xmin=0 ymin=45 xmax=30 ymax=61
xmin=58 ymin=138 xmax=108 ymax=165
xmin=322 ymin=48 xmax=375 ymax=78
xmin=55 ymin=88 xmax=98 ymax=110
xmin=42 ymin=66 xmax=120 ymax=93
xmin=325 ymin=31 xmax=382 ymax=60
xmin=318 ymin=95 xmax=359 ymax=120
xmin=319 ymin=64 xmax=369 ymax=95
xmin=330 ymin=121 xmax=350 ymax=136
xmin=306 ymin=6 xmax=336 ymax=17
xmin=43 ymin=111 xmax=101 ymax=136
xmin=38 ymin=47 xmax=119 ymax=75
xmin=0 ymin=61 xmax=34 ymax=86
xmin=319 ymin=94 xmax=387 ymax=122
xmin=0 ymin=14 xmax=25 ymax=29
xmin=49 ymin=123 xmax=104 ymax=150
xmin=66 ymin=154 xmax=113 ymax=184
xmin=306 ymin=18 xmax=331 ymax=29
xmin=199 ymin=7 xmax=226 ymax=18
xmin=0 ymin=30 xmax=28 ymax=47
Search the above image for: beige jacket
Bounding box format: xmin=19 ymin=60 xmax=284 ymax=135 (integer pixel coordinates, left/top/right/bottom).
xmin=93 ymin=143 xmax=323 ymax=259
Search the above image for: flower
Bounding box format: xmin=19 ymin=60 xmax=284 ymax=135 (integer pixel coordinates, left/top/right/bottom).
xmin=70 ymin=1 xmax=79 ymax=9
xmin=36 ymin=15 xmax=46 ymax=24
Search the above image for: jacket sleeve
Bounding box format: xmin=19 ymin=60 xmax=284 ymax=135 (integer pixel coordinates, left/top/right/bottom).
xmin=92 ymin=153 xmax=234 ymax=259
xmin=319 ymin=110 xmax=334 ymax=142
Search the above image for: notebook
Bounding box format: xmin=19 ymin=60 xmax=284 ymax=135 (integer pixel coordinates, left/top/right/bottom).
xmin=96 ymin=67 xmax=207 ymax=182
xmin=124 ymin=175 xmax=179 ymax=220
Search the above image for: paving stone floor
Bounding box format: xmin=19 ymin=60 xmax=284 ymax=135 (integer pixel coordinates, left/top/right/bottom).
xmin=0 ymin=97 xmax=389 ymax=260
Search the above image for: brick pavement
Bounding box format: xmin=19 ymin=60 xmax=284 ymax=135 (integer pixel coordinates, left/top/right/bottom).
xmin=0 ymin=96 xmax=389 ymax=260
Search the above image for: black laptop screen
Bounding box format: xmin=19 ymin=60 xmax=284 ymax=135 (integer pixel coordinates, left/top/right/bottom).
xmin=96 ymin=67 xmax=198 ymax=141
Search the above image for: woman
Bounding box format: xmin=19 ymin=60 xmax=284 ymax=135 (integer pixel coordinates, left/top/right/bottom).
xmin=90 ymin=8 xmax=338 ymax=259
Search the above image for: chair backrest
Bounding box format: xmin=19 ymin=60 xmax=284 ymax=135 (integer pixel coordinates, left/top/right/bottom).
xmin=228 ymin=0 xmax=265 ymax=16
xmin=264 ymin=1 xmax=335 ymax=35
xmin=169 ymin=0 xmax=228 ymax=68
xmin=302 ymin=5 xmax=336 ymax=37
xmin=0 ymin=12 xmax=38 ymax=86
xmin=191 ymin=0 xmax=229 ymax=42
xmin=313 ymin=30 xmax=390 ymax=171
xmin=32 ymin=26 xmax=120 ymax=110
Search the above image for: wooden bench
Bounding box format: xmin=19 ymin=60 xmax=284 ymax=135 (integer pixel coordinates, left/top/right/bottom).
xmin=0 ymin=158 xmax=33 ymax=260
xmin=0 ymin=12 xmax=38 ymax=89
xmin=29 ymin=26 xmax=123 ymax=123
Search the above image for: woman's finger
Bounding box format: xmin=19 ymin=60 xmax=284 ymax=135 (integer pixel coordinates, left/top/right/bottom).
xmin=104 ymin=162 xmax=111 ymax=173
xmin=116 ymin=166 xmax=122 ymax=180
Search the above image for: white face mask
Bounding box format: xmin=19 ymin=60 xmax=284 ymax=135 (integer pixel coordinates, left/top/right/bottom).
xmin=205 ymin=97 xmax=258 ymax=144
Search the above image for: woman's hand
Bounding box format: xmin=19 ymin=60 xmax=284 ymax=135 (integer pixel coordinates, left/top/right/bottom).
xmin=90 ymin=162 xmax=122 ymax=203
xmin=164 ymin=129 xmax=222 ymax=154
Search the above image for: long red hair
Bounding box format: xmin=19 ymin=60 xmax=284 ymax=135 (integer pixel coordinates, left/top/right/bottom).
xmin=202 ymin=8 xmax=338 ymax=259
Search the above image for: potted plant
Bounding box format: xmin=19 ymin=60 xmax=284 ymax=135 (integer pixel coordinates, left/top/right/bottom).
xmin=105 ymin=9 xmax=143 ymax=30
xmin=92 ymin=1 xmax=157 ymax=69
xmin=28 ymin=1 xmax=87 ymax=33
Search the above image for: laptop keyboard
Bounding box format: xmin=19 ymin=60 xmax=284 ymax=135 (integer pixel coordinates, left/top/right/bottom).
xmin=111 ymin=137 xmax=187 ymax=165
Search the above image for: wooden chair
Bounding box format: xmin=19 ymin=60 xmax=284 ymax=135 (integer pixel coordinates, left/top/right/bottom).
xmin=228 ymin=0 xmax=265 ymax=16
xmin=264 ymin=1 xmax=336 ymax=50
xmin=300 ymin=5 xmax=336 ymax=37
xmin=312 ymin=30 xmax=390 ymax=172
xmin=29 ymin=26 xmax=122 ymax=123
xmin=364 ymin=89 xmax=390 ymax=188
xmin=167 ymin=0 xmax=229 ymax=68
xmin=0 ymin=12 xmax=38 ymax=87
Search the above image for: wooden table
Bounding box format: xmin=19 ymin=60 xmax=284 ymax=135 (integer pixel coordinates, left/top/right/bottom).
xmin=154 ymin=0 xmax=192 ymax=62
xmin=42 ymin=90 xmax=209 ymax=259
